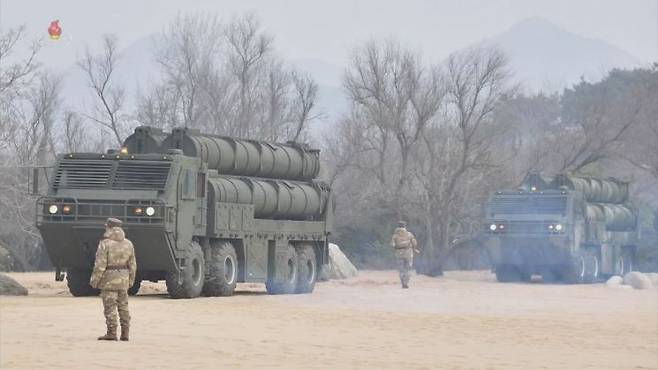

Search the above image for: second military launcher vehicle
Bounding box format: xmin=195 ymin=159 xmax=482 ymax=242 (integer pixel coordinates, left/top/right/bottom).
xmin=37 ymin=126 xmax=333 ymax=298
xmin=484 ymin=172 xmax=637 ymax=283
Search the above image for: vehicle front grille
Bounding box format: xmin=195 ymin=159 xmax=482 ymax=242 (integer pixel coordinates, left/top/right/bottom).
xmin=53 ymin=159 xmax=171 ymax=190
xmin=489 ymin=195 xmax=566 ymax=215
xmin=112 ymin=161 xmax=171 ymax=190
xmin=54 ymin=159 xmax=113 ymax=189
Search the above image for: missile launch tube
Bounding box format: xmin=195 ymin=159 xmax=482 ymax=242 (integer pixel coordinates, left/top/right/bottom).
xmin=586 ymin=203 xmax=636 ymax=231
xmin=163 ymin=128 xmax=321 ymax=181
xmin=551 ymin=175 xmax=629 ymax=204
xmin=207 ymin=176 xmax=329 ymax=220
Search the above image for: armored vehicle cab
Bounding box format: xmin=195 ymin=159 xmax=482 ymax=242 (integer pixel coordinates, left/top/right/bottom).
xmin=483 ymin=172 xmax=637 ymax=283
xmin=37 ymin=126 xmax=333 ymax=298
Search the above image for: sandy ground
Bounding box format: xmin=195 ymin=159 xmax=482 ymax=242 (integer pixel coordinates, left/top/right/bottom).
xmin=1 ymin=271 xmax=656 ymax=370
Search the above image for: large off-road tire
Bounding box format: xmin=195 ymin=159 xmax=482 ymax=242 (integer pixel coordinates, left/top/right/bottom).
xmin=616 ymin=248 xmax=635 ymax=276
xmin=539 ymin=267 xmax=559 ymax=283
xmin=295 ymin=245 xmax=317 ymax=294
xmin=166 ymin=242 xmax=205 ymax=299
xmin=203 ymin=241 xmax=238 ymax=297
xmin=66 ymin=268 xmax=100 ymax=297
xmin=266 ymin=244 xmax=298 ymax=295
xmin=495 ymin=264 xmax=521 ymax=282
xmin=128 ymin=279 xmax=142 ymax=296
xmin=563 ymin=248 xmax=599 ymax=284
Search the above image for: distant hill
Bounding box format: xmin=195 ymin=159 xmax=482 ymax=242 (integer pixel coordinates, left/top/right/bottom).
xmin=483 ymin=17 xmax=641 ymax=92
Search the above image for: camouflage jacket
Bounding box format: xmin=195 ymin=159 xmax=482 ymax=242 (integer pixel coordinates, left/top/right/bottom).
xmin=390 ymin=228 xmax=418 ymax=249
xmin=89 ymin=227 xmax=137 ymax=291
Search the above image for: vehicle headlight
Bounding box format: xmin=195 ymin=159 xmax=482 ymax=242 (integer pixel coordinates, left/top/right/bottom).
xmin=62 ymin=205 xmax=72 ymax=214
xmin=489 ymin=223 xmax=497 ymax=231
xmin=145 ymin=206 xmax=155 ymax=216
xmin=133 ymin=207 xmax=143 ymax=216
xmin=48 ymin=205 xmax=58 ymax=214
xmin=555 ymin=224 xmax=563 ymax=231
xmin=548 ymin=224 xmax=554 ymax=230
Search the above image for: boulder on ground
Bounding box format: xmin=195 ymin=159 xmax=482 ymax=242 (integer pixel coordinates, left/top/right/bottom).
xmin=645 ymin=273 xmax=658 ymax=287
xmin=605 ymin=275 xmax=623 ymax=287
xmin=319 ymin=243 xmax=358 ymax=280
xmin=623 ymin=271 xmax=653 ymax=290
xmin=0 ymin=273 xmax=28 ymax=295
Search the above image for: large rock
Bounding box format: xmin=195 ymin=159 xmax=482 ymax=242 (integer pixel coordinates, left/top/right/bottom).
xmin=319 ymin=243 xmax=358 ymax=280
xmin=645 ymin=273 xmax=658 ymax=287
xmin=0 ymin=273 xmax=28 ymax=296
xmin=623 ymin=271 xmax=653 ymax=290
xmin=605 ymin=275 xmax=623 ymax=287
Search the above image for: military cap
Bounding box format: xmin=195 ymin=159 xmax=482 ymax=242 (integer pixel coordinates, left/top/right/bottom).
xmin=398 ymin=220 xmax=407 ymax=228
xmin=105 ymin=217 xmax=123 ymax=227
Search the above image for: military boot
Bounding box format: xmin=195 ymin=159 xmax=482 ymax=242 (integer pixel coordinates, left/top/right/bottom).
xmin=120 ymin=326 xmax=129 ymax=341
xmin=97 ymin=327 xmax=118 ymax=341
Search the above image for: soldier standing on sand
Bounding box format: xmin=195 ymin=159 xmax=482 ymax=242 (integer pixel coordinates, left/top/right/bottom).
xmin=390 ymin=221 xmax=419 ymax=289
xmin=90 ymin=218 xmax=137 ymax=341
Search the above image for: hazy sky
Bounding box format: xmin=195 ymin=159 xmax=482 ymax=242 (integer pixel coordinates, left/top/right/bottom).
xmin=2 ymin=0 xmax=657 ymax=70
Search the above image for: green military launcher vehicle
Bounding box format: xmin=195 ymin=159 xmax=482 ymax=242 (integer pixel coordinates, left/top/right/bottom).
xmin=36 ymin=126 xmax=334 ymax=298
xmin=484 ymin=172 xmax=638 ymax=283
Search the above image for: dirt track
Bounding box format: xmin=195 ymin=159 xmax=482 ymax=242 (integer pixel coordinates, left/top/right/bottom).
xmin=1 ymin=271 xmax=656 ymax=369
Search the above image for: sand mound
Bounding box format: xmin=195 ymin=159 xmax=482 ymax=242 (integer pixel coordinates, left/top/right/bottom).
xmin=623 ymin=272 xmax=653 ymax=290
xmin=319 ymin=243 xmax=358 ymax=280
xmin=0 ymin=273 xmax=28 ymax=295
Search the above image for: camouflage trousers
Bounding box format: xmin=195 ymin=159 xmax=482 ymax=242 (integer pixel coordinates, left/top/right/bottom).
xmin=395 ymin=248 xmax=413 ymax=287
xmin=100 ymin=290 xmax=130 ymax=330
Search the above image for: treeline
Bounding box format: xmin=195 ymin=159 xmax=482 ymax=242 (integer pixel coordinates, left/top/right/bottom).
xmin=329 ymin=49 xmax=658 ymax=273
xmin=0 ymin=13 xmax=657 ymax=272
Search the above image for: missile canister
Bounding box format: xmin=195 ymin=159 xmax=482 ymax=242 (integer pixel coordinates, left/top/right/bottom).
xmin=162 ymin=128 xmax=321 ymax=181
xmin=586 ymin=203 xmax=636 ymax=231
xmin=551 ymin=175 xmax=628 ymax=204
xmin=207 ymin=176 xmax=329 ymax=220
xmin=123 ymin=126 xmax=169 ymax=154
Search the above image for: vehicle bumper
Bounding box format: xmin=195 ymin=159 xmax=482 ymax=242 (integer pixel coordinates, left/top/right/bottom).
xmin=38 ymin=222 xmax=176 ymax=271
xmin=484 ymin=235 xmax=572 ymax=267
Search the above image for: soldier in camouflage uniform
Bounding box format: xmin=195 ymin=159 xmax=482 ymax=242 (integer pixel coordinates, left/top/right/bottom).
xmin=90 ymin=218 xmax=137 ymax=341
xmin=390 ymin=221 xmax=419 ymax=289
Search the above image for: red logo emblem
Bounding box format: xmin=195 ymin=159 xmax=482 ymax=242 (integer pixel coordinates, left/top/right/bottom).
xmin=48 ymin=20 xmax=62 ymax=40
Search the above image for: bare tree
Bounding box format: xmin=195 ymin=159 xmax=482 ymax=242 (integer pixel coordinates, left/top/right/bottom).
xmin=78 ymin=35 xmax=127 ymax=146
xmin=155 ymin=13 xmax=223 ymax=129
xmin=0 ymin=26 xmax=41 ymax=149
xmin=290 ymin=70 xmax=320 ymax=142
xmin=0 ymin=69 xmax=61 ymax=271
xmin=225 ymin=13 xmax=273 ymax=137
xmin=0 ymin=26 xmax=40 ymax=94
xmin=343 ymin=40 xmax=444 ymax=209
xmin=555 ymin=72 xmax=646 ymax=172
xmin=138 ymin=12 xmax=319 ymax=142
xmin=257 ymin=59 xmax=290 ymax=141
xmin=60 ymin=110 xmax=89 ymax=153
xmin=414 ymin=47 xmax=512 ymax=275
